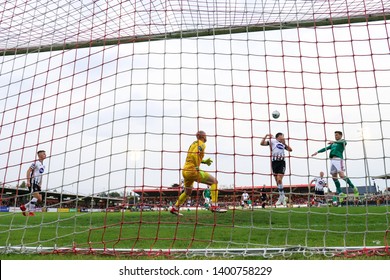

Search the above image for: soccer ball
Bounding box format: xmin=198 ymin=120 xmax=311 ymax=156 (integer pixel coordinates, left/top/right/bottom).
xmin=272 ymin=110 xmax=280 ymax=119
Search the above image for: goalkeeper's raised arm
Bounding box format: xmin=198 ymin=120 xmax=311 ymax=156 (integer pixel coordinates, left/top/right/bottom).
xmin=201 ymin=158 xmax=213 ymax=166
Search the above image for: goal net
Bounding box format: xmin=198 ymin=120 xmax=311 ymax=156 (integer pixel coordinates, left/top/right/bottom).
xmin=1 ymin=0 xmax=390 ymax=258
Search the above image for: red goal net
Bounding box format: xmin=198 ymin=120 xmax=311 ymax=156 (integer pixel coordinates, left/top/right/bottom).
xmin=1 ymin=0 xmax=389 ymax=257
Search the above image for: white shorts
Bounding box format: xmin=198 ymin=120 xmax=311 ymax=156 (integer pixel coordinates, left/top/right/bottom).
xmin=330 ymin=158 xmax=345 ymax=174
xmin=204 ymin=197 xmax=210 ymax=204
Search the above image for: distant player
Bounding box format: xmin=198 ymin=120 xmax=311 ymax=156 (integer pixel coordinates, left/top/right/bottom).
xmin=20 ymin=150 xmax=47 ymax=216
xmin=310 ymin=171 xmax=328 ymax=206
xmin=203 ymin=185 xmax=211 ymax=209
xmin=260 ymin=187 xmax=268 ymax=209
xmin=312 ymin=131 xmax=359 ymax=203
xmin=241 ymin=191 xmax=250 ymax=209
xmin=247 ymin=198 xmax=253 ymax=210
xmin=170 ymin=131 xmax=227 ymax=216
xmin=261 ymin=133 xmax=292 ymax=206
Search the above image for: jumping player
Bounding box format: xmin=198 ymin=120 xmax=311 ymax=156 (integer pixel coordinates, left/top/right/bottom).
xmin=312 ymin=131 xmax=359 ymax=202
xmin=261 ymin=133 xmax=292 ymax=206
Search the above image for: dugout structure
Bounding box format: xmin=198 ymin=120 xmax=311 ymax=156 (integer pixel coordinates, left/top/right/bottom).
xmin=1 ymin=1 xmax=390 ymax=257
xmin=132 ymin=184 xmax=316 ymax=209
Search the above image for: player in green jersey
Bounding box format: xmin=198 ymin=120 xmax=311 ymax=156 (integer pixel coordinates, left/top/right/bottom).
xmin=312 ymin=131 xmax=359 ymax=201
xmin=202 ymin=185 xmax=211 ymax=209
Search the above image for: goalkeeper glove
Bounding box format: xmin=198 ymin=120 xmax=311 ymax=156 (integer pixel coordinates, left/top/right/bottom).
xmin=202 ymin=158 xmax=213 ymax=166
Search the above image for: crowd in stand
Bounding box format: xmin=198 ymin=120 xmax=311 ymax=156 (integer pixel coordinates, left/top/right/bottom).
xmin=1 ymin=192 xmax=389 ymax=209
xmin=125 ymin=192 xmax=390 ymax=209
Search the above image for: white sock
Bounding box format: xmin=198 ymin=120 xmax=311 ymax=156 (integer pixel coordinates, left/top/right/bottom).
xmin=28 ymin=197 xmax=38 ymax=211
xmin=29 ymin=204 xmax=36 ymax=212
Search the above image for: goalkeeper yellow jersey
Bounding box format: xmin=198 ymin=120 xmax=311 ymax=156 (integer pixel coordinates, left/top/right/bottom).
xmin=183 ymin=139 xmax=206 ymax=170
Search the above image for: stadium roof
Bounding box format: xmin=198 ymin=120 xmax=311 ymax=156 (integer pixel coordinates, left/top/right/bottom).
xmin=372 ymin=174 xmax=390 ymax=179
xmin=133 ymin=183 xmax=381 ymax=198
xmin=133 ymin=184 xmax=314 ymax=197
xmin=0 ymin=186 xmax=122 ymax=204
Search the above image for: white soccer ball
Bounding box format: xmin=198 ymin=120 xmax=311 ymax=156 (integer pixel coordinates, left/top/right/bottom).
xmin=272 ymin=110 xmax=280 ymax=119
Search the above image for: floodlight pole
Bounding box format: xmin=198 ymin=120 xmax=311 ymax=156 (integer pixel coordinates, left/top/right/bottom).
xmin=133 ymin=159 xmax=136 ymax=206
xmin=130 ymin=150 xmax=141 ymax=208
xmin=358 ymin=128 xmax=371 ymax=193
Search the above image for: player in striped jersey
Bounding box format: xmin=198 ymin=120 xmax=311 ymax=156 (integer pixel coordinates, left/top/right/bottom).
xmin=310 ymin=171 xmax=328 ymax=206
xmin=261 ymin=133 xmax=292 ymax=207
xmin=20 ymin=150 xmax=46 ymax=216
xmin=241 ymin=191 xmax=250 ymax=209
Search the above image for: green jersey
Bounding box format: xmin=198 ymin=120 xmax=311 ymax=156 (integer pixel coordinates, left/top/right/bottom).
xmin=203 ymin=189 xmax=211 ymax=199
xmin=317 ymin=139 xmax=346 ymax=159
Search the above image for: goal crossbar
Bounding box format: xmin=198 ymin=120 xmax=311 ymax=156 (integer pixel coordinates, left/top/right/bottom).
xmin=1 ymin=14 xmax=389 ymax=56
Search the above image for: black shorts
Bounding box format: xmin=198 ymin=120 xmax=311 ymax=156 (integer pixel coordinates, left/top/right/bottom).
xmin=29 ymin=183 xmax=41 ymax=193
xmin=261 ymin=195 xmax=267 ymax=202
xmin=272 ymin=160 xmax=286 ymax=175
xmin=315 ymin=190 xmax=324 ymax=196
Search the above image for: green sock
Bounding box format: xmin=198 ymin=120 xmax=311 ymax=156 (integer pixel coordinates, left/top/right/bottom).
xmin=343 ymin=177 xmax=355 ymax=189
xmin=333 ymin=178 xmax=342 ymax=194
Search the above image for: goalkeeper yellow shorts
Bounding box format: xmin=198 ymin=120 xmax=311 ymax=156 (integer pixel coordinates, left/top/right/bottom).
xmin=182 ymin=168 xmax=209 ymax=188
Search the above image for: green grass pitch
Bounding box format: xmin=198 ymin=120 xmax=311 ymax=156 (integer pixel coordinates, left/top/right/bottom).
xmin=0 ymin=206 xmax=389 ymax=257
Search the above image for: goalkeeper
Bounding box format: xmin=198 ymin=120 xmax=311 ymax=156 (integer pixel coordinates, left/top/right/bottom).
xmin=170 ymin=130 xmax=227 ymax=216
